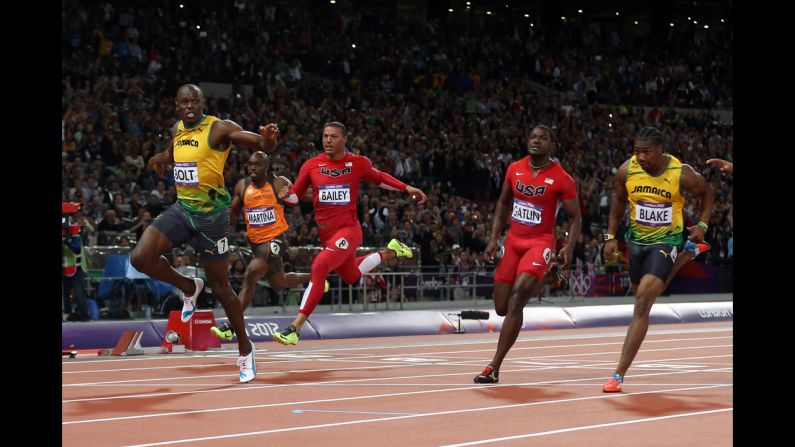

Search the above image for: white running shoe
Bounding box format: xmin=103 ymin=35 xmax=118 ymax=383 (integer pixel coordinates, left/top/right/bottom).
xmin=237 ymin=341 xmax=257 ymax=383
xmin=180 ymin=278 xmax=204 ymax=323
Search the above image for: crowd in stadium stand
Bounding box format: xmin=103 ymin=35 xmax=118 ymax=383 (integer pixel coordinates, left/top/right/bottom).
xmin=62 ymin=1 xmax=733 ymax=284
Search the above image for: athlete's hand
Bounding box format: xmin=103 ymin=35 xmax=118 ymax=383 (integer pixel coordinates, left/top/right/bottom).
xmin=558 ymin=247 xmax=573 ymax=271
xmin=147 ymin=153 xmax=169 ymax=178
xmin=603 ymin=239 xmax=619 ymax=262
xmin=277 ymin=184 xmax=291 ymax=199
xmin=706 ymin=158 xmax=733 ymax=174
xmin=686 ymin=224 xmax=706 ymax=242
xmin=484 ymin=239 xmax=500 ymax=263
xmin=258 ymin=123 xmax=280 ymax=154
xmin=259 ymin=123 xmax=280 ymax=141
xmin=406 ymin=186 xmax=427 ymax=204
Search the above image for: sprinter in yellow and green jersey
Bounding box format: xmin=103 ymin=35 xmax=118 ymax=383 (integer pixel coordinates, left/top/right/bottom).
xmin=602 ymin=126 xmax=714 ymax=393
xmin=131 ymin=84 xmax=280 ymax=383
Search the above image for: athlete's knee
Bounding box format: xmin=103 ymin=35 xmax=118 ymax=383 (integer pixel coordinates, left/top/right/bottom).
xmin=339 ymin=270 xmax=361 ymax=285
xmin=130 ymin=248 xmax=151 ymax=272
xmin=633 ymin=293 xmax=657 ymax=316
xmin=492 ymin=284 xmax=511 ymax=316
xmin=507 ymin=290 xmax=528 ymax=314
xmin=268 ymin=276 xmax=286 ymax=294
xmin=508 ymin=279 xmax=537 ymax=313
xmin=311 ymin=254 xmax=334 ymax=277
xmin=206 ymin=278 xmax=232 ymax=297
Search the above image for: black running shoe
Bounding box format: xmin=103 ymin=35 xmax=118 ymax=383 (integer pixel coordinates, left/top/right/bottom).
xmin=546 ymin=262 xmax=569 ymax=291
xmin=474 ymin=365 xmax=499 ymax=383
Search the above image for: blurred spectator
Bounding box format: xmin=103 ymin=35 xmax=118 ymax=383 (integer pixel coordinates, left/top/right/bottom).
xmin=129 ymin=210 xmax=153 ymax=241
xmin=61 ymin=0 xmax=732 ymax=281
xmin=143 ymin=193 xmax=163 ymax=218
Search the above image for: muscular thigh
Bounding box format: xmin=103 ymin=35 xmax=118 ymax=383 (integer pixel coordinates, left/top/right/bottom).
xmin=319 ymin=225 xmax=363 ymax=252
xmin=628 ymin=241 xmax=677 ymax=285
xmin=189 ymin=209 xmax=230 ymax=262
xmin=153 ymin=204 xmax=230 ymax=262
xmin=494 ymin=233 xmax=554 ymax=284
xmin=515 ymin=238 xmax=555 ymax=282
xmin=151 ymin=204 xmax=194 ymax=248
xmin=251 ymin=234 xmax=289 ymax=279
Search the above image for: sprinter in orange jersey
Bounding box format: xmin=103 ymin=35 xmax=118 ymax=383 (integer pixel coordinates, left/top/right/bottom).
xmin=210 ymin=151 xmax=319 ymax=341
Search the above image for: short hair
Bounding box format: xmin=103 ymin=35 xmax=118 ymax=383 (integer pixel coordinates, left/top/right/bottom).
xmin=532 ymin=124 xmax=556 ymax=143
xmin=177 ymin=83 xmax=203 ymax=98
xmin=323 ymin=121 xmax=347 ymax=135
xmin=250 ymin=151 xmax=269 ymax=161
xmin=634 ymin=126 xmax=664 ymax=147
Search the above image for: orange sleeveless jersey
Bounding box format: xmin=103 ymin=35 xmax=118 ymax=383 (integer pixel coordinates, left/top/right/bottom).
xmin=243 ymin=181 xmax=289 ymax=244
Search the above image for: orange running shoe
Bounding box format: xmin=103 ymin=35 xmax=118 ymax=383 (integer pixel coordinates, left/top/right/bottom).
xmin=602 ymin=372 xmax=623 ymax=393
xmin=684 ymin=240 xmax=711 ymax=257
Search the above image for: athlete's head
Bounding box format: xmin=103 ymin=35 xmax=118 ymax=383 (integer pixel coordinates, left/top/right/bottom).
xmin=633 ymin=126 xmax=665 ymax=171
xmin=248 ymin=151 xmax=270 ymax=183
xmin=527 ymin=125 xmax=556 ymax=157
xmin=322 ymin=122 xmax=348 ymax=160
xmin=175 ymin=84 xmax=206 ymax=125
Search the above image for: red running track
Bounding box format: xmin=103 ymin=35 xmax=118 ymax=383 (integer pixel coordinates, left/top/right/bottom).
xmin=62 ymin=321 xmax=732 ymax=446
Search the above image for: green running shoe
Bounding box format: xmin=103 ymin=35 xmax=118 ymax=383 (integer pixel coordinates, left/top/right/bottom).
xmin=210 ymin=323 xmax=234 ymax=342
xmin=274 ymin=324 xmax=299 ymax=345
xmin=387 ymin=239 xmax=413 ymax=258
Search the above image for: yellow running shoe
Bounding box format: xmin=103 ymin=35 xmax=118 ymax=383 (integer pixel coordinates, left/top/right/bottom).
xmin=273 ymin=324 xmax=299 ymax=345
xmin=210 ymin=323 xmax=234 ymax=342
xmin=387 ymin=239 xmax=413 ymax=258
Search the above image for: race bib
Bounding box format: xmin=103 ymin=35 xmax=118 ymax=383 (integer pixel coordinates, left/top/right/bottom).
xmin=318 ymin=184 xmax=350 ymax=205
xmin=246 ymin=207 xmax=276 ymax=227
xmin=217 ymin=236 xmax=229 ymax=254
xmin=269 ymin=240 xmax=282 ymax=257
xmin=173 ymin=162 xmax=199 ymax=186
xmin=511 ymin=199 xmax=542 ymax=226
xmin=635 ymin=201 xmax=672 ymax=227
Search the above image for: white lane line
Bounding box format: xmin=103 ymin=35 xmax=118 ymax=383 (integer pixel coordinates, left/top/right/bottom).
xmin=61 ymin=335 xmax=732 ymax=374
xmin=112 ymin=385 xmax=730 ymax=447
xmin=62 ymin=354 xmax=732 ymax=403
xmin=291 ymin=409 xmax=418 ymax=415
xmin=63 ymin=349 xmax=732 ymax=388
xmin=63 ymin=370 xmax=731 ymax=425
xmin=440 ymin=408 xmax=733 ymax=447
xmin=61 ymin=327 xmax=731 ymax=367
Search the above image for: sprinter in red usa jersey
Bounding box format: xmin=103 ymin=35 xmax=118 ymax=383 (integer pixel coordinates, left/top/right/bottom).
xmin=274 ymin=121 xmax=427 ymax=345
xmin=474 ymin=124 xmax=582 ymax=384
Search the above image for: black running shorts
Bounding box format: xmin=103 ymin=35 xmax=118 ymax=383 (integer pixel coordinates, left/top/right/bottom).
xmin=627 ymin=240 xmax=678 ymax=285
xmin=152 ymin=203 xmax=231 ymax=262
xmin=249 ymin=234 xmax=288 ymax=278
